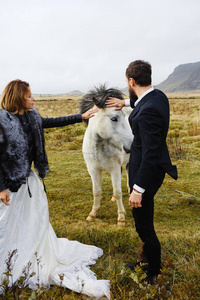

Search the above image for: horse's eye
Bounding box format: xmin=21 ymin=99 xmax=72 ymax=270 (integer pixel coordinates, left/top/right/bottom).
xmin=111 ymin=117 xmax=118 ymax=122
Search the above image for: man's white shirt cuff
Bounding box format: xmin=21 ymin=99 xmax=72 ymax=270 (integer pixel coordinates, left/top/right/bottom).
xmin=125 ymin=99 xmax=130 ymax=106
xmin=133 ymin=184 xmax=145 ymax=194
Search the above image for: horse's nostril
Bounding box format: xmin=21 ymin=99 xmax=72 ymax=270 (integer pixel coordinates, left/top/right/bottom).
xmin=123 ymin=147 xmax=131 ymax=154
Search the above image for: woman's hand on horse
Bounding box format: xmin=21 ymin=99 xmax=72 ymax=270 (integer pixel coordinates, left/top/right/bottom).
xmin=82 ymin=107 xmax=99 ymax=119
xmin=105 ymin=97 xmax=125 ymax=110
xmin=0 ymin=189 xmax=10 ymax=206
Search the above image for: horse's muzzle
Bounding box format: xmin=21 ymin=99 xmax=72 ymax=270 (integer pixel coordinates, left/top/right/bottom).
xmin=123 ymin=147 xmax=131 ymax=154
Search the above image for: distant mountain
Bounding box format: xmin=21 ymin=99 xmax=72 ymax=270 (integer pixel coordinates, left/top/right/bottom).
xmin=68 ymin=90 xmax=84 ymax=96
xmin=156 ymin=61 xmax=200 ymax=93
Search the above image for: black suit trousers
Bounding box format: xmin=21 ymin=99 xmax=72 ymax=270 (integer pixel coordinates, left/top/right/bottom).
xmin=132 ymin=168 xmax=165 ymax=277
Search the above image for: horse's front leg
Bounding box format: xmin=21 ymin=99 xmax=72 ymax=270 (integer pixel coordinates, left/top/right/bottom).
xmin=110 ymin=167 xmax=126 ymax=226
xmin=86 ymin=168 xmax=102 ymax=222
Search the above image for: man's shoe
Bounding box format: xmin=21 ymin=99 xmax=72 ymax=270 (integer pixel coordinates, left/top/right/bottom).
xmin=125 ymin=261 xmax=148 ymax=272
xmin=147 ymin=274 xmax=154 ymax=285
xmin=147 ymin=275 xmax=173 ymax=295
xmin=164 ymin=282 xmax=173 ymax=295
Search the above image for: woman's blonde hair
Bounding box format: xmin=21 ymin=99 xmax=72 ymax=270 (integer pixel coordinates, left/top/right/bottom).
xmin=1 ymin=79 xmax=30 ymax=113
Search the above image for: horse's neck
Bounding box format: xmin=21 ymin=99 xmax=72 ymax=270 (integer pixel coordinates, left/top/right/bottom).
xmin=91 ymin=131 xmax=103 ymax=152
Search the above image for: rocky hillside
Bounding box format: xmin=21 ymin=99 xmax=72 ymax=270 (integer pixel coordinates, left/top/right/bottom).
xmin=156 ymin=61 xmax=200 ymax=93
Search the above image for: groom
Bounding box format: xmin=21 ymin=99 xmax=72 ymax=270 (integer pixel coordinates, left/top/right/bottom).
xmin=106 ymin=60 xmax=177 ymax=283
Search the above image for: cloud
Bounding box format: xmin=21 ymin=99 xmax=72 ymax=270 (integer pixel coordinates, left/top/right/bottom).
xmin=0 ymin=0 xmax=199 ymax=93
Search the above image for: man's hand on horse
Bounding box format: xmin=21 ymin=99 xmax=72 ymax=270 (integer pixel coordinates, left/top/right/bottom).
xmin=105 ymin=97 xmax=125 ymax=110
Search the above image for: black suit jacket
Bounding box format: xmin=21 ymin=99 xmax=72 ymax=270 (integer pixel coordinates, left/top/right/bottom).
xmin=128 ymin=89 xmax=177 ymax=193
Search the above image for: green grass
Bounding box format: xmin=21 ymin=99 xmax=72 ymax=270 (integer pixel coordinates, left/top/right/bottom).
xmin=2 ymin=97 xmax=200 ymax=299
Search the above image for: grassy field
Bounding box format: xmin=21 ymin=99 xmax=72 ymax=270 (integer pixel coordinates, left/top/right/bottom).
xmin=3 ymin=95 xmax=200 ymax=299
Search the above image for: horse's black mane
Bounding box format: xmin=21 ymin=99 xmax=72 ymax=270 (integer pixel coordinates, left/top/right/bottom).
xmin=79 ymin=84 xmax=124 ymax=114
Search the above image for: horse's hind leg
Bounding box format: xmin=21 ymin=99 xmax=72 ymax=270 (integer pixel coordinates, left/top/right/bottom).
xmin=86 ymin=169 xmax=102 ymax=222
xmin=110 ymin=167 xmax=126 ymax=226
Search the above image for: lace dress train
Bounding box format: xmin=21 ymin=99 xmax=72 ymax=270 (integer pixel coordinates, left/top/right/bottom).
xmin=0 ymin=171 xmax=110 ymax=299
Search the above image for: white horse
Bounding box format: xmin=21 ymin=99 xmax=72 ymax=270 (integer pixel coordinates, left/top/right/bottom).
xmin=79 ymin=85 xmax=133 ymax=225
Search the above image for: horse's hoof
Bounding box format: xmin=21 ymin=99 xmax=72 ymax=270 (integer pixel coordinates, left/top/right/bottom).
xmin=111 ymin=196 xmax=117 ymax=202
xmin=86 ymin=215 xmax=95 ymax=222
xmin=117 ymin=220 xmax=126 ymax=226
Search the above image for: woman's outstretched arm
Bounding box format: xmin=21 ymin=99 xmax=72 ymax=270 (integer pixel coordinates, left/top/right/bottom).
xmin=42 ymin=108 xmax=98 ymax=128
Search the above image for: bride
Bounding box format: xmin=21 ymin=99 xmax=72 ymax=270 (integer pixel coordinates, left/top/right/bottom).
xmin=0 ymin=80 xmax=110 ymax=299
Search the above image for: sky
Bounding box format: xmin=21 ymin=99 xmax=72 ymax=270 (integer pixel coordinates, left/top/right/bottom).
xmin=0 ymin=0 xmax=200 ymax=94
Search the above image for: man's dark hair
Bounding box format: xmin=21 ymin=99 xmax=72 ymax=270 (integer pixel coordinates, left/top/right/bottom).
xmin=126 ymin=60 xmax=152 ymax=86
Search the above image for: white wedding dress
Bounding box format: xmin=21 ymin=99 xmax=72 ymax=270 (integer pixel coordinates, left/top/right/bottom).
xmin=0 ymin=171 xmax=110 ymax=299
